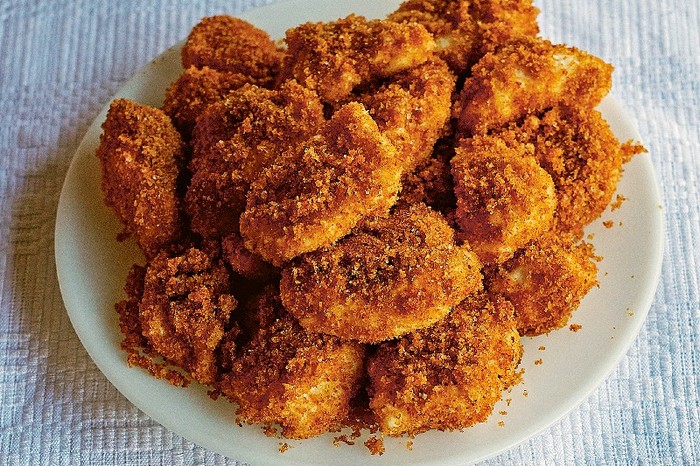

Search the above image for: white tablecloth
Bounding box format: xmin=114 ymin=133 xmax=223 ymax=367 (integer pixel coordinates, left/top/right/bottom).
xmin=1 ymin=0 xmax=698 ymax=464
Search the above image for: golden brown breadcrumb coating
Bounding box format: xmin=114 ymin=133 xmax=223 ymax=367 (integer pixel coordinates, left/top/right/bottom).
xmin=451 ymin=130 xmax=557 ymax=264
xmin=185 ymin=81 xmax=325 ymax=238
xmin=488 ymin=233 xmax=598 ymax=335
xmin=469 ymin=0 xmax=539 ymax=40
xmin=161 ymin=66 xmax=264 ymax=139
xmin=356 ymin=58 xmax=455 ymax=171
xmin=280 ymin=15 xmax=435 ymax=102
xmin=388 ymin=0 xmax=480 ymax=75
xmin=388 ymin=0 xmax=539 ymax=75
xmin=399 ymin=137 xmax=456 ymax=213
xmin=367 ymin=291 xmax=522 ymax=436
xmin=96 ymin=98 xmax=184 ymax=258
xmin=280 ymin=203 xmax=482 ymax=343
xmin=521 ymin=106 xmax=624 ymax=236
xmin=181 ymin=15 xmax=282 ymax=80
xmin=456 ymin=37 xmax=613 ymax=135
xmin=137 ymin=247 xmax=237 ymax=385
xmin=240 ymin=102 xmax=403 ymax=266
xmin=218 ymin=287 xmax=365 ymax=439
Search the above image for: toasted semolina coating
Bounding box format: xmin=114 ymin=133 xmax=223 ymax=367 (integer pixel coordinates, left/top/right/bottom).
xmin=521 ymin=106 xmax=624 ymax=237
xmin=96 ymin=99 xmax=185 ymax=258
xmin=367 ymin=291 xmax=522 ymax=437
xmin=400 ymin=138 xmax=456 ymax=213
xmin=181 ymin=15 xmax=283 ymax=80
xmin=185 ymin=81 xmax=325 ymax=238
xmin=218 ymin=287 xmax=366 ymax=439
xmin=488 ymin=233 xmax=598 ymax=335
xmin=388 ymin=0 xmax=481 ymax=75
xmin=138 ymin=247 xmax=237 ymax=385
xmin=451 ymin=131 xmax=557 ymax=264
xmin=221 ymin=232 xmax=277 ymax=281
xmin=456 ymin=37 xmax=613 ymax=135
xmin=240 ymin=102 xmax=403 ymax=266
xmin=280 ymin=202 xmax=483 ymax=343
xmin=161 ymin=66 xmax=266 ymax=139
xmin=356 ymin=58 xmax=455 ymax=172
xmin=279 ymin=15 xmax=435 ymax=102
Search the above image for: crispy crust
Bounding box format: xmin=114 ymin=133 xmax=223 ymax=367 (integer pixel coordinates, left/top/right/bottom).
xmin=280 ymin=203 xmax=483 ymax=343
xmin=367 ymin=291 xmax=522 ymax=436
xmin=451 ymin=130 xmax=557 ymax=264
xmin=280 ymin=15 xmax=435 ymax=102
xmin=400 ymin=138 xmax=456 ymax=213
xmin=181 ymin=15 xmax=282 ymax=79
xmin=356 ymin=58 xmax=455 ymax=171
xmin=185 ymin=81 xmax=325 ymax=238
xmin=488 ymin=233 xmax=598 ymax=335
xmin=388 ymin=0 xmax=480 ymax=75
xmin=96 ymin=99 xmax=184 ymax=258
xmin=456 ymin=37 xmax=613 ymax=135
xmin=240 ymin=102 xmax=403 ymax=266
xmin=522 ymin=106 xmax=624 ymax=236
xmin=137 ymin=247 xmax=237 ymax=385
xmin=218 ymin=287 xmax=365 ymax=439
xmin=161 ymin=66 xmax=265 ymax=139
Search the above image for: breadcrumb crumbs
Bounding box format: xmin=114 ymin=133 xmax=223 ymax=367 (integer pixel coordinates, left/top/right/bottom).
xmin=365 ymin=436 xmax=385 ymax=456
xmin=569 ymin=323 xmax=583 ymax=332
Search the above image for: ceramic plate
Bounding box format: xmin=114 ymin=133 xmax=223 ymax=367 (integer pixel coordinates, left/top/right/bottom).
xmin=55 ymin=1 xmax=664 ymax=464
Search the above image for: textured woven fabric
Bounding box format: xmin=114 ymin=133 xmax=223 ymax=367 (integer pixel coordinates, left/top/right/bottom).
xmin=0 ymin=0 xmax=697 ymax=465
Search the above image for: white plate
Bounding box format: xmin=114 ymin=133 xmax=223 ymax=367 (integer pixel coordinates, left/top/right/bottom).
xmin=54 ymin=0 xmax=664 ymax=464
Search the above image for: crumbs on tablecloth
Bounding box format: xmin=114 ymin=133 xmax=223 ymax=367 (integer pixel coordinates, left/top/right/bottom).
xmin=498 ymin=420 xmax=505 ymax=427
xmin=603 ymin=220 xmax=614 ymax=228
xmin=406 ymin=440 xmax=414 ymax=451
xmin=538 ymin=345 xmax=546 ymax=351
xmin=534 ymin=358 xmax=543 ymax=365
xmin=569 ymin=323 xmax=582 ymax=332
xmin=279 ymin=442 xmax=290 ymax=453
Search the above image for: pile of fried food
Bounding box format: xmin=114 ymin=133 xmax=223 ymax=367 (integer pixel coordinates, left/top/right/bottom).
xmin=97 ymin=0 xmax=643 ymax=448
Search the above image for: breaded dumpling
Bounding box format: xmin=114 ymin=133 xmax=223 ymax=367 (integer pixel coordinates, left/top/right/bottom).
xmin=388 ymin=0 xmax=480 ymax=75
xmin=185 ymin=81 xmax=325 ymax=238
xmin=218 ymin=287 xmax=365 ymax=439
xmin=451 ymin=131 xmax=557 ymax=264
xmin=161 ymin=66 xmax=264 ymax=139
xmin=523 ymin=106 xmax=624 ymax=236
xmin=280 ymin=15 xmax=435 ymax=102
xmin=488 ymin=233 xmax=598 ymax=335
xmin=280 ymin=203 xmax=482 ymax=343
xmin=138 ymin=247 xmax=237 ymax=385
xmin=456 ymin=37 xmax=613 ymax=135
xmin=181 ymin=15 xmax=282 ymax=80
xmin=356 ymin=58 xmax=455 ymax=171
xmin=96 ymin=99 xmax=184 ymax=258
xmin=240 ymin=102 xmax=403 ymax=266
xmin=367 ymin=291 xmax=522 ymax=437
